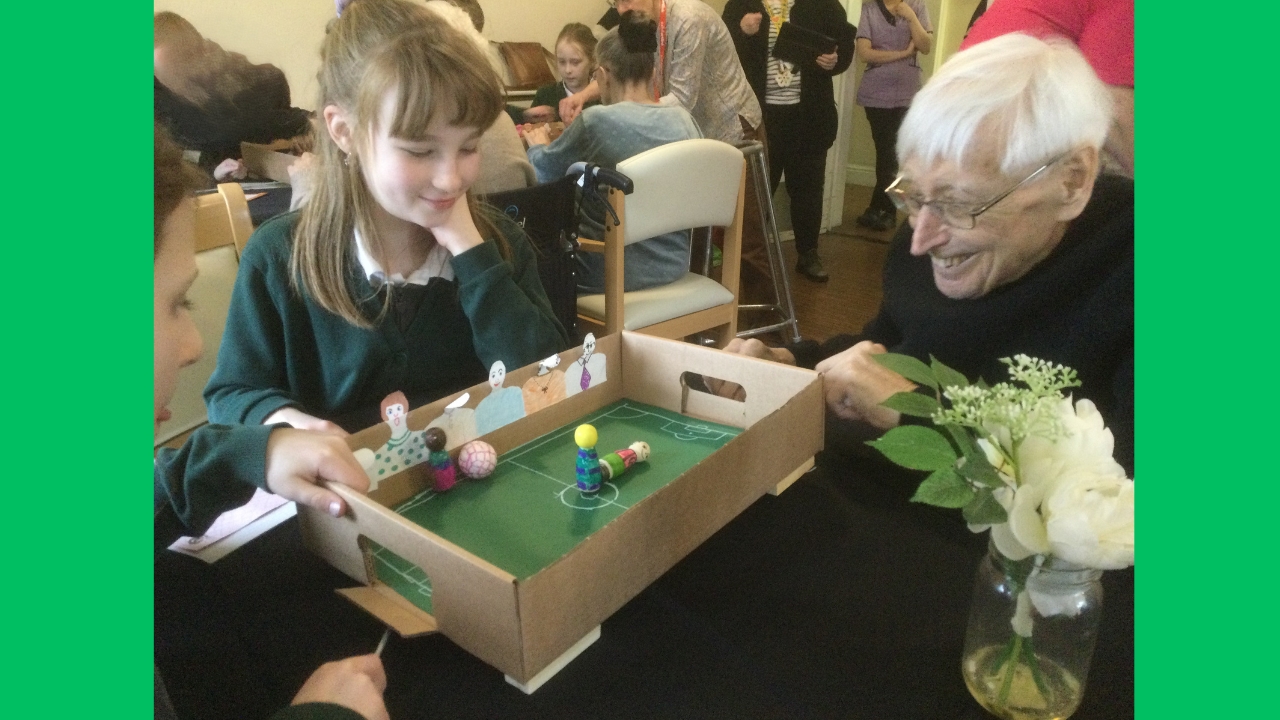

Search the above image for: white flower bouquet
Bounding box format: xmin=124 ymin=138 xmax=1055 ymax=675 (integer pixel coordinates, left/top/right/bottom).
xmin=867 ymin=354 xmax=1134 ymax=718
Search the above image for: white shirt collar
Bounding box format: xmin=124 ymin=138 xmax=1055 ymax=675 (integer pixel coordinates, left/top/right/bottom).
xmin=354 ymin=228 xmax=455 ymax=286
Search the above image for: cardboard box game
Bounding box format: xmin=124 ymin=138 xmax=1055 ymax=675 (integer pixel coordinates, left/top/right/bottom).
xmin=298 ymin=332 xmax=823 ymax=691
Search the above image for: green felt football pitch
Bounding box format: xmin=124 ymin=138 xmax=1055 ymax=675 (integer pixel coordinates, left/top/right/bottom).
xmin=371 ymin=399 xmax=743 ymax=614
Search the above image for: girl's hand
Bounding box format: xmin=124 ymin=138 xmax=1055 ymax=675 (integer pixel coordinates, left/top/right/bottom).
xmin=427 ymin=195 xmax=485 ymax=256
xmin=740 ymin=12 xmax=764 ymax=36
xmin=265 ymin=407 xmax=349 ymax=437
xmin=816 ymin=51 xmax=838 ymax=71
xmin=902 ymin=40 xmax=917 ymax=59
xmin=523 ymin=105 xmax=555 ymax=123
xmin=213 ymin=158 xmax=248 ymax=182
xmin=891 ymin=1 xmax=918 ymax=22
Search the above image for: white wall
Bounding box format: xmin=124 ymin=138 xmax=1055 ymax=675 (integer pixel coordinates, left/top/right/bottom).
xmin=153 ymin=1 xmax=728 ymax=112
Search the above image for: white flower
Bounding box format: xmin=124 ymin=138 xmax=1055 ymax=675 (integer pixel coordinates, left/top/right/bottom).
xmin=1016 ymin=397 xmax=1125 ymax=491
xmin=1042 ymin=469 xmax=1135 ymax=570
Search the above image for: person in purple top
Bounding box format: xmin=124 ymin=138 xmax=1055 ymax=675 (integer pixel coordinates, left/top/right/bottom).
xmin=854 ymin=0 xmax=932 ymax=231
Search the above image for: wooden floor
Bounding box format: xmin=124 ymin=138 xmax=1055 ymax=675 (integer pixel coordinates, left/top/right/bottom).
xmin=747 ymin=184 xmax=899 ymax=343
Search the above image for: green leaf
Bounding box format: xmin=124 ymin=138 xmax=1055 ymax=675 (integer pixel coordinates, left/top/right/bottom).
xmin=930 ymin=355 xmax=970 ymax=391
xmin=957 ymin=453 xmax=1005 ymax=488
xmin=880 ymin=391 xmax=940 ymax=418
xmin=962 ymin=489 xmax=1009 ymax=525
xmin=943 ymin=423 xmax=979 ymax=458
xmin=910 ymin=468 xmax=975 ymax=508
xmin=975 ymin=377 xmax=990 ymax=390
xmin=871 ymin=353 xmax=939 ymax=390
xmin=866 ymin=426 xmax=957 ymax=471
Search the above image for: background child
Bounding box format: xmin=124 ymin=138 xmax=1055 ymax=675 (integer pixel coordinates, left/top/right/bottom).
xmin=522 ymin=23 xmax=600 ymax=123
xmin=153 ymin=125 xmax=387 ymax=720
xmin=205 ymin=0 xmax=567 ymax=435
xmin=525 ymin=13 xmax=702 ymax=294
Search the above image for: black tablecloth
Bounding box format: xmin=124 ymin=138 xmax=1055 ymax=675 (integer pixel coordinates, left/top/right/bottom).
xmin=155 ymin=454 xmax=1133 ymax=720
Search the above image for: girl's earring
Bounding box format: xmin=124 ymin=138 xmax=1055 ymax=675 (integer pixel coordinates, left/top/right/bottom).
xmin=343 ymin=153 xmax=351 ymax=167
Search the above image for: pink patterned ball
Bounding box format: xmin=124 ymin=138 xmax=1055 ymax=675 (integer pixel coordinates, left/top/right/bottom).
xmin=457 ymin=440 xmax=498 ymax=479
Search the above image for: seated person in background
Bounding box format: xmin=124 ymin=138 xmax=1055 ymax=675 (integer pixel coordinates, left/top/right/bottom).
xmin=153 ymin=125 xmax=386 ymax=720
xmin=153 ymin=11 xmax=312 ymax=183
xmin=523 ymin=23 xmax=601 ymax=123
xmin=717 ymin=33 xmax=1134 ymax=473
xmin=525 ymin=12 xmax=702 ymax=294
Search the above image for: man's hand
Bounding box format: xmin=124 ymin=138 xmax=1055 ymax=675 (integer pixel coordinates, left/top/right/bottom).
xmin=265 ymin=428 xmax=370 ymax=517
xmin=703 ymin=338 xmax=796 ymax=400
xmin=740 ymin=12 xmax=764 ymax=36
xmin=815 ymin=51 xmax=838 ymax=71
xmin=813 ymin=341 xmax=916 ymax=429
xmin=292 ymin=654 xmax=389 ymax=720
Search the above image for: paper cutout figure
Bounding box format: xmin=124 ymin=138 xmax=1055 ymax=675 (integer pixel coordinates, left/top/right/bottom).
xmin=565 ymin=333 xmax=607 ymax=397
xmin=382 ymin=391 xmax=411 ymax=442
xmin=598 ymin=441 xmax=651 ymax=481
xmin=475 ymin=361 xmax=526 ymax=435
xmin=425 ymin=427 xmax=457 ymax=492
xmin=457 ymin=440 xmax=498 ymax=479
xmin=426 ymin=393 xmax=478 ymax=450
xmin=522 ymin=353 xmax=567 ymax=414
xmin=357 ymin=391 xmax=431 ymax=486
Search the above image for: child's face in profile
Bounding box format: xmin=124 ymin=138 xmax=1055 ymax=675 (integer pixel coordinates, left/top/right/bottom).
xmin=360 ymin=90 xmax=483 ymax=231
xmin=556 ymin=40 xmax=591 ymax=91
xmin=154 ymin=200 xmax=204 ymax=439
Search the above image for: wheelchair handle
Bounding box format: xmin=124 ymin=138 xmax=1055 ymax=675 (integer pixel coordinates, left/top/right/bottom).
xmin=565 ymin=162 xmax=634 ymax=194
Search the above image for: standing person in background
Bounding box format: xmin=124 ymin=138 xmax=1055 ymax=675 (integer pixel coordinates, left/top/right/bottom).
xmin=962 ymin=0 xmax=1133 ymax=178
xmin=724 ymin=0 xmax=855 ymax=283
xmin=523 ymin=23 xmax=601 ymax=123
xmin=853 ymin=0 xmax=932 ymax=232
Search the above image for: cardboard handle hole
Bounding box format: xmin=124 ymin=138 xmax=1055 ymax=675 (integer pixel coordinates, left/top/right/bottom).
xmin=357 ymin=534 xmax=437 ymax=617
xmin=679 ymin=371 xmax=747 ymax=403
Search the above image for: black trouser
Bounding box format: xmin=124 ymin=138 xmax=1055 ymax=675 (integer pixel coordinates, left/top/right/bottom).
xmin=764 ymin=103 xmax=828 ymax=255
xmin=864 ymin=105 xmax=909 ymax=214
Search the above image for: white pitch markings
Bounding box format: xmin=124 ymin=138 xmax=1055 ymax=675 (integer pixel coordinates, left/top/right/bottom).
xmin=372 ymin=549 xmax=433 ymax=597
xmin=509 ymin=460 xmax=630 ymax=510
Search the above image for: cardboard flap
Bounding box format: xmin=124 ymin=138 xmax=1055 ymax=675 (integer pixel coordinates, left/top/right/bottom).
xmin=337 ymin=584 xmax=438 ymax=637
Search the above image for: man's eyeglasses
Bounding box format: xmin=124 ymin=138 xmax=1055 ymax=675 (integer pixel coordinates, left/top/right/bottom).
xmin=885 ymin=153 xmax=1066 ymax=230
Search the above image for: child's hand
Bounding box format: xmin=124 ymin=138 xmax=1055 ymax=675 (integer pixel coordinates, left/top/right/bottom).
xmin=265 ymin=407 xmax=349 ymax=437
xmin=265 ymin=428 xmax=370 ymax=517
xmin=427 ymin=195 xmax=485 ymax=257
xmin=291 ymin=654 xmax=389 ymax=720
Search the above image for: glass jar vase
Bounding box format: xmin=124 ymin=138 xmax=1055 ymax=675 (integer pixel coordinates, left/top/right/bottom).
xmin=961 ymin=541 xmax=1104 ymax=720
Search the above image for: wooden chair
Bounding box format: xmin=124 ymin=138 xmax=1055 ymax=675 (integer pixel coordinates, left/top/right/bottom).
xmin=195 ymin=182 xmax=255 ymax=256
xmin=156 ymin=184 xmax=251 ymax=447
xmin=575 ymin=139 xmax=745 ymax=347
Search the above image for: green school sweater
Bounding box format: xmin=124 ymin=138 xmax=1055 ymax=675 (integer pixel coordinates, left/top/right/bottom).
xmin=154 ymin=423 xmax=275 ymax=536
xmin=205 ymin=209 xmax=568 ymax=432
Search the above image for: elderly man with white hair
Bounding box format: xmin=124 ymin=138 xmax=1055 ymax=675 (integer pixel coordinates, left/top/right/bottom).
xmin=718 ymin=33 xmax=1134 ymax=472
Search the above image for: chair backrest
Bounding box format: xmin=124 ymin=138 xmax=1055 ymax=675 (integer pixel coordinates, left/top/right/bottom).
xmin=482 ymin=176 xmax=582 ymax=342
xmin=155 ymin=185 xmax=249 ymax=446
xmin=195 ymin=183 xmax=254 ymax=257
xmin=614 ymin=139 xmax=745 ymax=245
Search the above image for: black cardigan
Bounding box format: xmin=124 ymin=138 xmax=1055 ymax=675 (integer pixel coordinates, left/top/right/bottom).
xmin=793 ymin=175 xmax=1136 ymax=474
xmin=723 ymin=0 xmax=856 ymax=150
